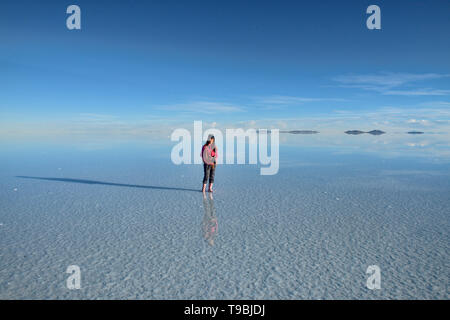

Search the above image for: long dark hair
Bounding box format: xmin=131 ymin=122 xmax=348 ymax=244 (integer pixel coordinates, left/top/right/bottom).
xmin=203 ymin=140 xmax=211 ymax=148
xmin=204 ymin=135 xmax=215 ymax=148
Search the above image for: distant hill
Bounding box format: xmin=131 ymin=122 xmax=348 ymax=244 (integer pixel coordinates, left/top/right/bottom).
xmin=345 ymin=130 xmax=385 ymax=135
xmin=407 ymin=131 xmax=424 ymax=134
xmin=280 ymin=130 xmax=319 ymax=134
xmin=345 ymin=130 xmax=365 ymax=135
xmin=367 ymin=130 xmax=385 ymax=135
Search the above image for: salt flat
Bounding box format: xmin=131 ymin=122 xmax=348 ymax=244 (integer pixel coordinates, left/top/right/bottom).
xmin=0 ymin=142 xmax=448 ymax=299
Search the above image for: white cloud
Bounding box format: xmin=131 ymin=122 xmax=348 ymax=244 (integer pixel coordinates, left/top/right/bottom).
xmin=384 ymin=89 xmax=450 ymax=96
xmin=334 ymin=72 xmax=447 ymax=86
xmin=333 ymin=72 xmax=450 ymax=96
xmin=158 ymin=101 xmax=244 ymax=114
xmin=254 ymin=95 xmax=347 ymax=105
xmin=406 ymin=119 xmax=430 ymax=125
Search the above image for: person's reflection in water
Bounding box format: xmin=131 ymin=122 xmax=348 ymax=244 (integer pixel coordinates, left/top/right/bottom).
xmin=202 ymin=193 xmax=218 ymax=246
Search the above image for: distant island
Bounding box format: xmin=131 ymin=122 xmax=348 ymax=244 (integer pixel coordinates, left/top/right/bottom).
xmin=257 ymin=130 xmax=319 ymax=134
xmin=367 ymin=130 xmax=385 ymax=135
xmin=345 ymin=130 xmax=385 ymax=135
xmin=345 ymin=130 xmax=365 ymax=135
xmin=407 ymin=131 xmax=424 ymax=134
xmin=280 ymin=130 xmax=319 ymax=134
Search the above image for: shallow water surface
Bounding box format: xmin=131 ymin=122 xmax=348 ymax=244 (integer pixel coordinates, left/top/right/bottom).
xmin=0 ymin=140 xmax=449 ymax=299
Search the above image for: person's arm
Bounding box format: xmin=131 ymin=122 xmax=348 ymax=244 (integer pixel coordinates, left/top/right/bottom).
xmin=201 ymin=145 xmax=205 ymax=163
xmin=212 ymin=147 xmax=218 ymax=164
xmin=202 ymin=146 xmax=208 ymax=164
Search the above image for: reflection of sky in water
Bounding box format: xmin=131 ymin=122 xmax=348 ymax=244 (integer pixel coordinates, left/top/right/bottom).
xmin=0 ymin=139 xmax=448 ymax=299
xmin=1 ymin=130 xmax=449 ymax=161
xmin=278 ymin=132 xmax=450 ymax=162
xmin=202 ymin=193 xmax=218 ymax=247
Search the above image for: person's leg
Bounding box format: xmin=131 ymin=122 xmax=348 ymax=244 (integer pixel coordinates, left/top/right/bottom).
xmin=202 ymin=164 xmax=210 ymax=192
xmin=208 ymin=165 xmax=215 ymax=192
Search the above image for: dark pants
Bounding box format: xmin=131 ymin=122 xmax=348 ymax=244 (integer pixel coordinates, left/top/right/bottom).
xmin=203 ymin=164 xmax=215 ymax=184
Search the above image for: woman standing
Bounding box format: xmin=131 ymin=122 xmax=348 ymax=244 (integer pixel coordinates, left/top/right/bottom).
xmin=201 ymin=134 xmax=217 ymax=193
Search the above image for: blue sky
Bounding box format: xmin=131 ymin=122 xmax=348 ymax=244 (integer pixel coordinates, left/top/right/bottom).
xmin=0 ymin=0 xmax=449 ymax=133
